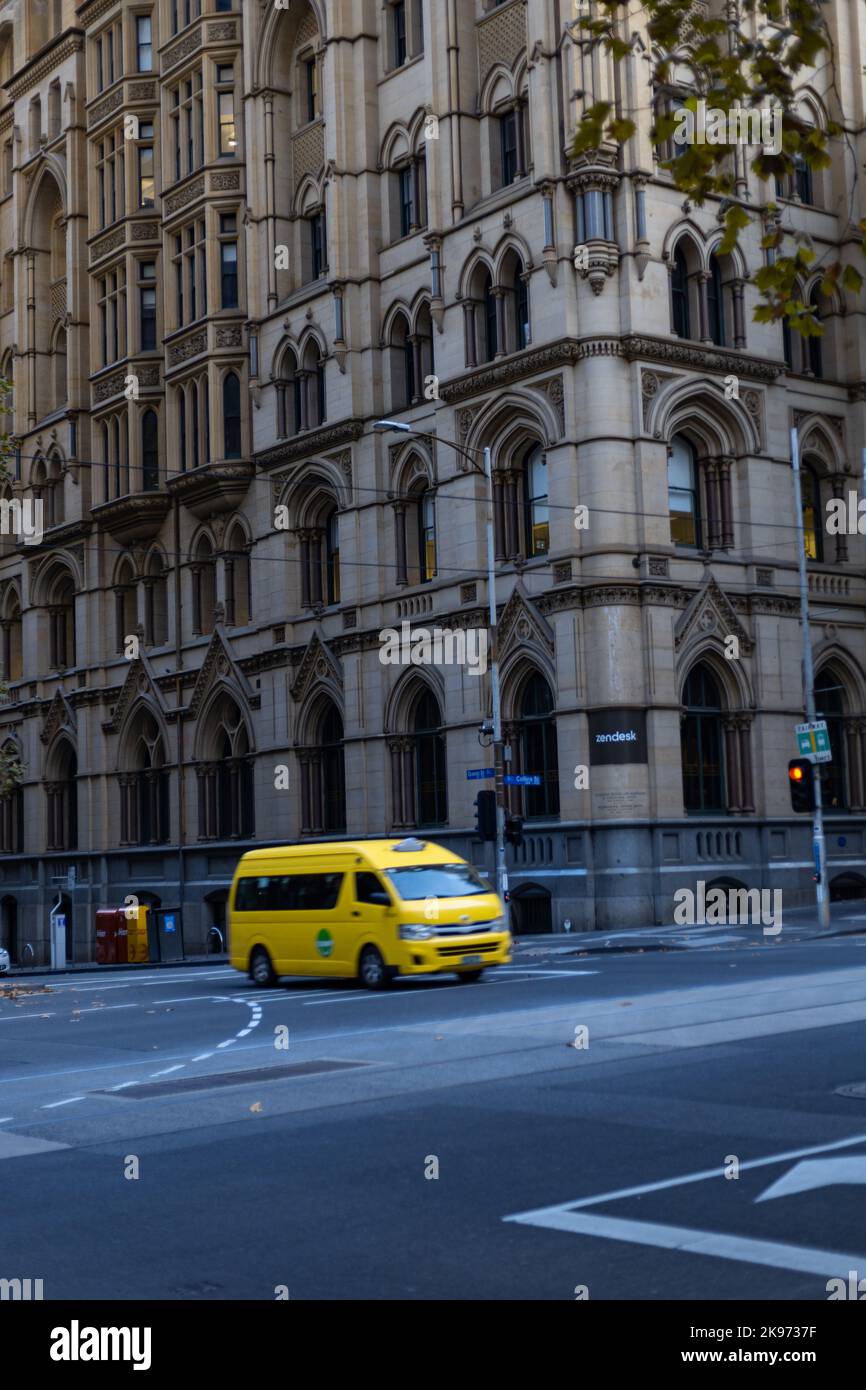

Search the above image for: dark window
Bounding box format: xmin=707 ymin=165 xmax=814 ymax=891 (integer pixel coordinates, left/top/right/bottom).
xmin=310 ymin=211 xmax=326 ymax=280
xmin=141 ymin=410 xmax=158 ymax=490
xmin=356 ymin=872 xmax=388 ymax=904
xmin=794 ymin=152 xmax=813 ymax=204
xmin=393 ymin=1 xmax=407 ymax=65
xmin=304 ymin=58 xmax=318 ymax=122
xmin=668 ymin=436 xmax=701 ymax=547
xmin=671 ymin=246 xmax=690 ymax=337
xmin=815 ymin=671 xmax=847 ymax=811
xmin=320 ymin=705 xmax=345 ymax=831
xmin=707 ymin=256 xmax=725 ymax=346
xmin=220 ymin=240 xmax=238 ymax=308
xmin=398 ymin=166 xmax=414 ymax=237
xmin=801 ymin=463 xmax=823 ymax=561
xmin=500 ymin=108 xmax=519 ymax=186
xmin=140 ymin=283 xmax=157 ymax=350
xmin=234 ymin=873 xmax=344 ymax=912
xmin=808 ymin=289 xmax=823 ymax=378
xmin=136 ymin=16 xmax=153 ymax=72
xmin=223 ymin=372 xmax=241 ymax=458
xmin=523 ymin=447 xmax=549 ymax=557
xmin=482 ymin=272 xmax=497 ymax=361
xmin=519 ymin=673 xmax=559 ymax=818
xmin=681 ymin=664 xmax=725 ymax=813
xmin=516 ymin=272 xmax=530 ymax=349
xmin=413 ymin=690 xmax=447 ymax=826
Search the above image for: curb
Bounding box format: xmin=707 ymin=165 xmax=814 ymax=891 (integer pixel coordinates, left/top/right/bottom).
xmin=1 ymin=955 xmax=228 ymax=980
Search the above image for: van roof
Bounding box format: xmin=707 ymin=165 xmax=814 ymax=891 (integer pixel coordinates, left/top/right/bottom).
xmin=235 ymin=838 xmax=465 ymax=872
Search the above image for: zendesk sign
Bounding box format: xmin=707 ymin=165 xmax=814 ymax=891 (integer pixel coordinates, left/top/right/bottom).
xmin=588 ymin=709 xmax=648 ymax=766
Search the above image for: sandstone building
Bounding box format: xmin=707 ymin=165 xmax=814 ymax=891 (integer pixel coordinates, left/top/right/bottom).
xmin=0 ymin=0 xmax=865 ymax=962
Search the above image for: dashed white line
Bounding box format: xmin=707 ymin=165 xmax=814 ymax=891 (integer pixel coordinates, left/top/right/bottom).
xmin=42 ymin=1096 xmax=84 ymax=1109
xmin=149 ymin=1065 xmax=185 ymax=1077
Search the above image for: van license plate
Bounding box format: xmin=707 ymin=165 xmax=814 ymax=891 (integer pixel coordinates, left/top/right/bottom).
xmin=461 ymin=955 xmax=483 ymax=965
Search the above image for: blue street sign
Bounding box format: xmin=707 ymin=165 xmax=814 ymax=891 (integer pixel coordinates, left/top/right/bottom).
xmin=467 ymin=768 xmax=496 ymax=780
xmin=504 ymin=774 xmax=541 ymax=786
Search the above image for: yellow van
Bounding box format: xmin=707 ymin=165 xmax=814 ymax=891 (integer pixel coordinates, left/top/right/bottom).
xmin=228 ymin=837 xmax=511 ymax=989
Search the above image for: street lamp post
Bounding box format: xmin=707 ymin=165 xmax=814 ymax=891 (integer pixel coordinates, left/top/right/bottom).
xmin=375 ymin=421 xmax=509 ymax=923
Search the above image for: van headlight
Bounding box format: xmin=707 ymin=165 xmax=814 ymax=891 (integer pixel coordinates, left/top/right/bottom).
xmin=399 ymin=923 xmax=435 ymax=941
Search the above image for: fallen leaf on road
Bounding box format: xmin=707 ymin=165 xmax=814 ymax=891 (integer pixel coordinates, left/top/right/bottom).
xmin=250 ymin=1103 xmax=263 ymax=1113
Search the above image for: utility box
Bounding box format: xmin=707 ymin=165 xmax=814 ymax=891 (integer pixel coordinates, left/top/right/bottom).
xmin=148 ymin=907 xmax=184 ymax=962
xmin=124 ymin=904 xmax=149 ymax=963
xmin=94 ymin=910 xmax=121 ymax=965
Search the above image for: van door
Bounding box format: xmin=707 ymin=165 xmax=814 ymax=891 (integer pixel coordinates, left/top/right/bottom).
xmin=347 ymin=870 xmax=396 ymax=969
xmin=289 ymin=868 xmax=348 ymax=975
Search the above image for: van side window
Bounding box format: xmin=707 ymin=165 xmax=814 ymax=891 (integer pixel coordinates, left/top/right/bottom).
xmin=235 ymin=873 xmax=343 ymax=911
xmin=356 ymin=872 xmax=387 ymax=903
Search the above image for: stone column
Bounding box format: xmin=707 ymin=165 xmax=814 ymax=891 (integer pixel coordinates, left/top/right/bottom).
xmin=845 ymin=720 xmax=863 ymax=810
xmin=718 ymin=457 xmax=734 ymax=549
xmin=723 ymin=718 xmax=742 ymax=812
xmin=298 ymin=750 xmax=312 ymax=832
xmin=732 ymin=280 xmax=747 ymax=349
xmin=393 ymin=503 xmax=408 ymax=586
xmin=493 ymin=287 xmax=507 ymax=359
xmin=493 ymin=471 xmax=506 ymax=561
xmin=832 ymin=475 xmax=849 ymax=563
xmin=275 ymin=380 xmax=287 ymax=438
xmin=462 ymin=300 xmax=476 ymax=368
xmin=297 ymin=371 xmax=309 ymax=431
xmin=696 ymin=271 xmax=711 ymax=342
xmin=299 ymin=531 xmax=312 ymax=609
xmin=409 ymin=334 xmax=422 ymax=403
xmin=514 ymin=100 xmax=526 ymax=177
xmin=505 ymin=470 xmax=520 ymax=558
xmin=703 ymin=461 xmax=721 ymax=550
xmin=736 ymin=717 xmax=754 ymax=813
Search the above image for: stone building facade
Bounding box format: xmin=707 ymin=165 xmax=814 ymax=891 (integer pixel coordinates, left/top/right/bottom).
xmin=0 ymin=0 xmax=865 ymax=963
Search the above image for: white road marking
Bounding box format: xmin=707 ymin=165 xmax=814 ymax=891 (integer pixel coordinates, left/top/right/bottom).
xmin=42 ymin=1097 xmax=84 ymax=1109
xmin=192 ymin=1053 xmax=214 ymax=1062
xmin=149 ymin=1065 xmax=185 ymax=1078
xmin=505 ymin=1130 xmax=866 ymax=1276
xmin=756 ymin=1156 xmax=866 ymax=1202
xmin=0 ymin=1012 xmax=56 ymax=1022
xmin=107 ymin=1082 xmax=139 ymax=1091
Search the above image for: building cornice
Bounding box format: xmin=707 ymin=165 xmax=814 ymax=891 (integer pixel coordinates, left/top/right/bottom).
xmin=255 ymin=418 xmax=365 ymax=470
xmin=7 ymin=35 xmax=85 ymax=102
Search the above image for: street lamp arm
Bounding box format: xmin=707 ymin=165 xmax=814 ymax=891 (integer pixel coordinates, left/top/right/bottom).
xmin=373 ymin=420 xmax=484 ymax=475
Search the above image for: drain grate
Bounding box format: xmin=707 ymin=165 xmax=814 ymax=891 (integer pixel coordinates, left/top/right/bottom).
xmin=98 ymin=1058 xmax=370 ymax=1099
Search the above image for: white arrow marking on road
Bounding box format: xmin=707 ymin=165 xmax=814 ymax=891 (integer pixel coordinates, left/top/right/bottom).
xmin=756 ymin=1156 xmax=866 ymax=1203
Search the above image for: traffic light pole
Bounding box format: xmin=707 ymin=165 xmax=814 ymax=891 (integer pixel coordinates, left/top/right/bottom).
xmin=484 ymin=444 xmax=509 ymax=930
xmin=791 ymin=427 xmax=830 ymax=929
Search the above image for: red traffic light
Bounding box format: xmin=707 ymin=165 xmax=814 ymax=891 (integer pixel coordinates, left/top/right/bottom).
xmin=788 ymin=758 xmax=815 ymax=813
xmin=789 ymin=765 xmax=805 ymax=782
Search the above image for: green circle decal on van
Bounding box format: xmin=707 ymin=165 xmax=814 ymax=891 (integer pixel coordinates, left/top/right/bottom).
xmin=316 ymin=929 xmax=334 ymax=958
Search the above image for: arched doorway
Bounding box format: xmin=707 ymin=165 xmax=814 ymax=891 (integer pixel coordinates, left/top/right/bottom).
xmin=509 ymin=884 xmax=552 ymax=936
xmin=0 ymin=895 xmax=17 ymax=962
xmin=205 ymin=889 xmax=229 ymax=953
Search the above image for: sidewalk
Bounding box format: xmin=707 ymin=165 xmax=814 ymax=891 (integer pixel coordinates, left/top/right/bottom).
xmin=512 ymin=900 xmax=866 ymax=958
xmin=3 ymin=902 xmax=864 ymax=979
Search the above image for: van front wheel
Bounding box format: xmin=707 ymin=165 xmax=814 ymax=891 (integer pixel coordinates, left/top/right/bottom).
xmin=250 ymin=947 xmax=277 ymax=988
xmin=359 ymin=945 xmax=391 ymax=991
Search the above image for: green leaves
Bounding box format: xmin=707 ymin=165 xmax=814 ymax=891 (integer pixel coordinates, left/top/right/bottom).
xmin=567 ymin=1 xmax=853 ymax=336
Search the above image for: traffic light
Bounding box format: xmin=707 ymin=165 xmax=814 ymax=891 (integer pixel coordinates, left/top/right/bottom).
xmin=788 ymin=759 xmax=815 ymax=814
xmin=505 ymin=814 xmax=524 ymax=848
xmin=474 ymin=790 xmax=497 ymax=841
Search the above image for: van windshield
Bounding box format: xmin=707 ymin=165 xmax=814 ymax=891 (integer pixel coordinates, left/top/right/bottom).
xmin=384 ymin=864 xmax=489 ymax=901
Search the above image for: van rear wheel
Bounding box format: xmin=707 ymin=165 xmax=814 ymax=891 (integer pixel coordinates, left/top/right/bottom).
xmin=455 ymin=969 xmax=484 ymax=984
xmin=250 ymin=947 xmax=277 ymax=988
xmin=359 ymin=945 xmax=391 ymax=991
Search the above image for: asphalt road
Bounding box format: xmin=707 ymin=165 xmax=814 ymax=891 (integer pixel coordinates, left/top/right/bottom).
xmin=2 ymin=934 xmax=866 ymax=1300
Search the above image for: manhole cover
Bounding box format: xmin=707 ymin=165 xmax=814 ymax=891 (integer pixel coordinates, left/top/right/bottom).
xmin=98 ymin=1058 xmax=370 ymax=1099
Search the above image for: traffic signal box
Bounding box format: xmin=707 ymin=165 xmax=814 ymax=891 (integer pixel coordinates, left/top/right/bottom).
xmin=788 ymin=759 xmax=816 ymax=814
xmin=474 ymin=789 xmax=497 ymax=841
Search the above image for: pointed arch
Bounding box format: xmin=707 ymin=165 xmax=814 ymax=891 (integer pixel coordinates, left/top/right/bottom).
xmin=195 ymin=686 xmax=255 ymax=840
